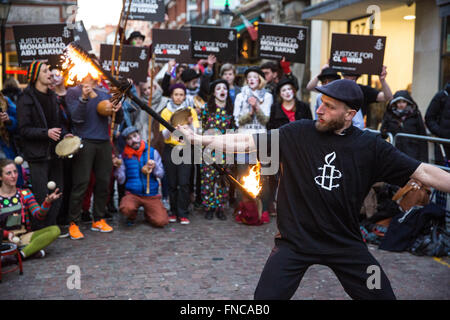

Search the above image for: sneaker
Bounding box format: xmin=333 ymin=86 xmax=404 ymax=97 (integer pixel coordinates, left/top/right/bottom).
xmin=204 ymin=210 xmax=213 ymax=220
xmin=58 ymin=225 xmax=70 ymax=238
xmin=216 ymin=209 xmax=227 ymax=221
xmin=168 ymin=215 xmax=177 ymax=223
xmin=179 ymin=217 xmax=190 ymax=225
xmin=81 ymin=210 xmax=92 ymax=223
xmin=91 ymin=219 xmax=113 ymax=233
xmin=31 ymin=249 xmax=45 ymax=259
xmin=69 ymin=222 xmax=84 ymax=240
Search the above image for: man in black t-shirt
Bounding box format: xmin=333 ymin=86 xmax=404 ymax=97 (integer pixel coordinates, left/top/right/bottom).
xmin=176 ymin=79 xmax=450 ymax=300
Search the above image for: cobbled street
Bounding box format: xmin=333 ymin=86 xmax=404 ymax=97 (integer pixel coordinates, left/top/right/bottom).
xmin=1 ymin=206 xmax=449 ymax=300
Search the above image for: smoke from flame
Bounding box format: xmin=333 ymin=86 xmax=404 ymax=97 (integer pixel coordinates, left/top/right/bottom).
xmin=62 ymin=44 xmax=101 ymax=86
xmin=241 ymin=161 xmax=262 ymax=198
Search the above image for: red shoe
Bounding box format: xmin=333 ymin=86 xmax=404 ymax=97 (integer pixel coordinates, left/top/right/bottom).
xmin=179 ymin=217 xmax=190 ymax=225
xmin=168 ymin=215 xmax=177 ymax=223
xmin=261 ymin=211 xmax=270 ymax=224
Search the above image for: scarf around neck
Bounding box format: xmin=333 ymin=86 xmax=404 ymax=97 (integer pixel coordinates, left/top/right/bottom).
xmin=123 ymin=140 xmax=146 ymax=159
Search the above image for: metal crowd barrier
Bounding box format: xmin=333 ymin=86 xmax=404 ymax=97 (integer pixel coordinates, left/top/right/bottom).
xmin=392 ymin=133 xmax=450 ymax=173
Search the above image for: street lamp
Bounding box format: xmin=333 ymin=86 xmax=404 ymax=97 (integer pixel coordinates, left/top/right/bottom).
xmin=220 ymin=0 xmax=234 ymax=28
xmin=0 ymin=0 xmax=11 ymax=86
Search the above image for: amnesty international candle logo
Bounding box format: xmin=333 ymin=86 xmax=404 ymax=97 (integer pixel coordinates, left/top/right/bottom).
xmin=374 ymin=38 xmax=384 ymax=51
xmin=314 ymin=152 xmax=342 ymax=191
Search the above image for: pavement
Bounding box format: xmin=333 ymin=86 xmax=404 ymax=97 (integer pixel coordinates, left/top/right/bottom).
xmin=0 ymin=206 xmax=449 ymax=300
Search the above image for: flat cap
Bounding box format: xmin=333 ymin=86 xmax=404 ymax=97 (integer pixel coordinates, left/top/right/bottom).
xmin=315 ymin=79 xmax=364 ymax=111
xmin=121 ymin=126 xmax=139 ymax=138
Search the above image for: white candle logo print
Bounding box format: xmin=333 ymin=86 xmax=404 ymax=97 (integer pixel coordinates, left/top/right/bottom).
xmin=314 ymin=152 xmax=342 ymax=191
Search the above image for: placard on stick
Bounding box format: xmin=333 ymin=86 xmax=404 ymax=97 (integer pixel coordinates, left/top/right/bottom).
xmin=329 ymin=33 xmax=386 ymax=75
xmin=13 ymin=23 xmax=74 ymax=67
xmin=73 ymin=21 xmax=92 ymax=52
xmin=152 ymin=29 xmax=196 ymax=64
xmin=190 ymin=26 xmax=237 ymax=63
xmin=258 ymin=23 xmax=308 ymax=63
xmin=125 ymin=0 xmax=165 ymax=22
xmin=100 ymin=44 xmax=149 ymax=83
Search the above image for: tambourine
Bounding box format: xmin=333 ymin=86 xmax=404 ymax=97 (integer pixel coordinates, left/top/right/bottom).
xmin=170 ymin=108 xmax=192 ymax=126
xmin=193 ymin=95 xmax=205 ymax=111
xmin=55 ymin=136 xmax=83 ymax=158
xmin=97 ymin=100 xmax=113 ymax=117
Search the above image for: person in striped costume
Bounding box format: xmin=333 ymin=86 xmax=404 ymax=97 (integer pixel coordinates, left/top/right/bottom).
xmin=0 ymin=159 xmax=61 ymax=261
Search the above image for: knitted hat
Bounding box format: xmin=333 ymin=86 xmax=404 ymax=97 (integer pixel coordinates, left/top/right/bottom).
xmin=169 ymin=83 xmax=187 ymax=95
xmin=27 ymin=61 xmax=45 ymax=85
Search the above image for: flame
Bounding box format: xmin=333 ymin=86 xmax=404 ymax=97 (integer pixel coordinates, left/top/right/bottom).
xmin=241 ymin=161 xmax=262 ymax=198
xmin=61 ymin=44 xmax=101 ymax=86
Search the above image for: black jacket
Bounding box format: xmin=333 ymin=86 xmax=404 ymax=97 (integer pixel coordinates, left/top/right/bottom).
xmin=425 ymin=83 xmax=450 ymax=139
xmin=1 ymin=87 xmax=22 ymax=105
xmin=16 ymin=86 xmax=69 ymax=162
xmin=267 ymin=99 xmax=312 ymax=130
xmin=380 ymin=90 xmax=428 ymax=162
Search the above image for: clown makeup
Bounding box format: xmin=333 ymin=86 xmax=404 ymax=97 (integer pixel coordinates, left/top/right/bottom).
xmin=214 ymin=83 xmax=228 ymax=103
xmin=247 ymin=72 xmax=260 ymax=90
xmin=51 ymin=69 xmax=63 ymax=87
xmin=280 ymin=84 xmax=295 ymax=102
xmin=126 ymin=131 xmax=141 ymax=150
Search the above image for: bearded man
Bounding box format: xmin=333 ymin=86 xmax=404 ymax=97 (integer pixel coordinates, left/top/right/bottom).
xmin=176 ymin=79 xmax=450 ymax=300
xmin=114 ymin=126 xmax=168 ymax=227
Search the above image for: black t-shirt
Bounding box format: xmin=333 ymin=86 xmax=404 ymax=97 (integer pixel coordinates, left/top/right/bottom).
xmin=359 ymin=84 xmax=379 ymax=117
xmin=253 ymin=120 xmax=420 ymax=255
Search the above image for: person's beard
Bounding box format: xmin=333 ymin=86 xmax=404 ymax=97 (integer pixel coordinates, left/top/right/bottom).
xmin=315 ymin=115 xmax=346 ymax=133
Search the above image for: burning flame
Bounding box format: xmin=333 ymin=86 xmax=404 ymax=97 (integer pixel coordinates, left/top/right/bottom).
xmin=62 ymin=44 xmax=101 ymax=86
xmin=241 ymin=161 xmax=262 ymax=198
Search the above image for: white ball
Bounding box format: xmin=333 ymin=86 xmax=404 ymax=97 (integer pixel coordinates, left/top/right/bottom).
xmin=14 ymin=156 xmax=24 ymax=165
xmin=47 ymin=181 xmax=56 ymax=190
xmin=12 ymin=236 xmax=20 ymax=244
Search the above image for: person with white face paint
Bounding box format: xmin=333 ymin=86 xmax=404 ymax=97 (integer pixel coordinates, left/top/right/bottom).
xmin=199 ymin=80 xmax=235 ymax=221
xmin=233 ymin=67 xmax=272 ymax=135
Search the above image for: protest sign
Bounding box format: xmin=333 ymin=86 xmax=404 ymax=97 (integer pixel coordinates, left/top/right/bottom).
xmin=125 ymin=0 xmax=165 ymax=22
xmin=330 ymin=33 xmax=386 ymax=75
xmin=190 ymin=26 xmax=237 ymax=63
xmin=152 ymin=29 xmax=195 ymax=64
xmin=258 ymin=23 xmax=308 ymax=63
xmin=73 ymin=21 xmax=92 ymax=52
xmin=100 ymin=44 xmax=149 ymax=83
xmin=13 ymin=23 xmax=74 ymax=67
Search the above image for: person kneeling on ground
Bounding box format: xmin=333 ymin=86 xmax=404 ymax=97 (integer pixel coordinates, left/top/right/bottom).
xmin=114 ymin=126 xmax=168 ymax=227
xmin=0 ymin=159 xmax=61 ymax=264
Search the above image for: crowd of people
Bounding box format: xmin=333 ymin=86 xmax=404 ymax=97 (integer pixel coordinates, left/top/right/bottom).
xmin=0 ymin=29 xmax=449 ymax=272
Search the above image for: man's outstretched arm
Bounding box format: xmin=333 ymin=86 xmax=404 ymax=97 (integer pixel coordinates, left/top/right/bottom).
xmin=411 ymin=163 xmax=450 ymax=193
xmin=176 ymin=125 xmax=257 ymax=154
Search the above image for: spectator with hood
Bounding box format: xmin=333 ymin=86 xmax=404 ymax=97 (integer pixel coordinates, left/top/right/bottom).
xmin=381 ymin=90 xmax=428 ymax=162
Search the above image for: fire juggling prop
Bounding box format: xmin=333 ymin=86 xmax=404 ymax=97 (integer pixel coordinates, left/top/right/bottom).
xmin=61 ymin=43 xmax=262 ymax=200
